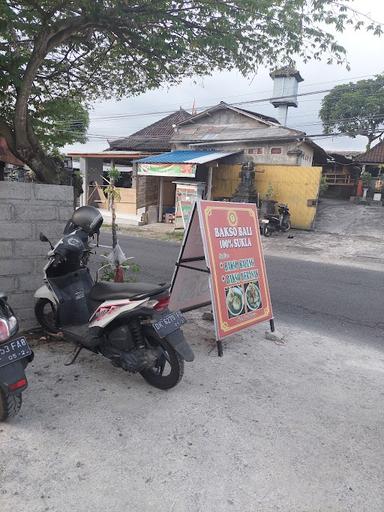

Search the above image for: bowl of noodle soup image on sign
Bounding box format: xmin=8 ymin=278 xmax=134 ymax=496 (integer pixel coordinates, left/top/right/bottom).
xmin=245 ymin=281 xmax=262 ymax=312
xmin=225 ymin=285 xmax=245 ymax=318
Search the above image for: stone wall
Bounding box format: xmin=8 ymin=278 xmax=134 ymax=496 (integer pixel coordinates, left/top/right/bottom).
xmin=0 ymin=182 xmax=73 ymax=329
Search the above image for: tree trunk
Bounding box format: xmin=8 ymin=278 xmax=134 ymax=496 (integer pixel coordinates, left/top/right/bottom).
xmin=1 ymin=116 xmax=62 ymax=183
xmin=110 ymin=177 xmax=117 ymax=249
xmin=25 ymin=150 xmax=65 ymax=184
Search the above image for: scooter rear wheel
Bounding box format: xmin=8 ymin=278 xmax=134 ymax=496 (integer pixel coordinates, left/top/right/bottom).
xmin=140 ymin=337 xmax=184 ymax=390
xmin=35 ymin=298 xmax=59 ymax=334
xmin=263 ymin=224 xmax=272 ymax=237
xmin=0 ymin=390 xmax=22 ymax=421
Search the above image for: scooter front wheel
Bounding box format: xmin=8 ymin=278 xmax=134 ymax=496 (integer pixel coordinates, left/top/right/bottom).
xmin=35 ymin=298 xmax=59 ymax=334
xmin=0 ymin=390 xmax=22 ymax=421
xmin=281 ymin=220 xmax=291 ymax=232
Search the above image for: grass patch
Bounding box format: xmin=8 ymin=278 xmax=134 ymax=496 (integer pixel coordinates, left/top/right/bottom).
xmin=101 ymin=224 xmax=184 ymax=242
xmin=165 ymin=230 xmax=185 ymax=241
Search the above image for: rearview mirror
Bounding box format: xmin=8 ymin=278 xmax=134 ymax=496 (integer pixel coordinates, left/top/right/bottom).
xmin=39 ymin=232 xmax=49 ymax=242
xmin=39 ymin=232 xmax=54 ymax=249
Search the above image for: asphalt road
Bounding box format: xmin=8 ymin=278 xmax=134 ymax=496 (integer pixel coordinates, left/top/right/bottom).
xmin=101 ymin=233 xmax=384 ymax=349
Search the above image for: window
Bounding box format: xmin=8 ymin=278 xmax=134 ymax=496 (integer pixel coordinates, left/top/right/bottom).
xmin=271 ymin=147 xmax=282 ymax=155
xmin=247 ymin=147 xmax=264 ymax=155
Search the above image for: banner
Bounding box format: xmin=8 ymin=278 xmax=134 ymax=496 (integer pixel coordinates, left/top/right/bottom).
xmin=170 ymin=200 xmax=273 ymax=341
xmin=137 ymin=163 xmax=196 ymax=177
xmin=174 ymin=181 xmax=205 ymax=229
xmin=199 ymin=201 xmax=272 ymax=339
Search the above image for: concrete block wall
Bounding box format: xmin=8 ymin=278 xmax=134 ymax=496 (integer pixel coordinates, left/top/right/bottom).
xmin=0 ymin=182 xmax=73 ymax=329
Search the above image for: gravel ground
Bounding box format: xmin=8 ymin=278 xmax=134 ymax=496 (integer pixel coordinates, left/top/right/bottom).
xmin=315 ymin=198 xmax=384 ymax=238
xmin=1 ymin=312 xmax=383 ymax=512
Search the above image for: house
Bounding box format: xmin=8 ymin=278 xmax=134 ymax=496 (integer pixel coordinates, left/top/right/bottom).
xmin=321 ymin=151 xmax=362 ymax=199
xmin=354 ymin=140 xmax=384 ymax=199
xmin=109 ymin=108 xmax=192 ymax=152
xmin=171 ymin=102 xmax=323 ymax=167
xmin=68 ymin=109 xmax=192 ymax=221
xmin=74 ymin=101 xmax=326 ymax=229
xmin=355 ymin=140 xmax=384 ymax=176
xmin=136 ymin=102 xmax=326 ymax=229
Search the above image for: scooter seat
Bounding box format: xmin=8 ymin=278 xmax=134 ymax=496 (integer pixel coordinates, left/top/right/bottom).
xmin=89 ymin=282 xmax=169 ymax=302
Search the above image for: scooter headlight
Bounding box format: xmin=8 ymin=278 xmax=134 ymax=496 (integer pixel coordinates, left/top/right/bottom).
xmin=0 ymin=300 xmax=18 ymax=342
xmin=8 ymin=315 xmax=18 ymax=336
xmin=0 ymin=318 xmax=10 ymax=342
xmin=0 ymin=316 xmax=18 ymax=343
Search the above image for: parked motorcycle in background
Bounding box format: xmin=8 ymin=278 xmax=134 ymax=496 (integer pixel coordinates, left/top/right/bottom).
xmin=263 ymin=203 xmax=291 ymax=237
xmin=34 ymin=206 xmax=194 ymax=390
xmin=0 ymin=293 xmax=33 ymax=421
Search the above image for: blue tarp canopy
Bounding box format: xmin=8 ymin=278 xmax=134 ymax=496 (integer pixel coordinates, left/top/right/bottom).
xmin=136 ymin=150 xmax=237 ymax=164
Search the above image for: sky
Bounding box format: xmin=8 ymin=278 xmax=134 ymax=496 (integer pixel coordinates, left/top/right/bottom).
xmin=65 ymin=0 xmax=384 ymax=155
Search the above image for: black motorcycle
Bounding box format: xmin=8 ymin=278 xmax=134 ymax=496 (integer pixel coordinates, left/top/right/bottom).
xmin=263 ymin=203 xmax=291 ymax=236
xmin=0 ymin=293 xmax=33 ymax=421
xmin=34 ymin=206 xmax=194 ymax=390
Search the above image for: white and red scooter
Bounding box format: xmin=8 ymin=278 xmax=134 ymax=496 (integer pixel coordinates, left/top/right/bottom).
xmin=34 ymin=206 xmax=193 ymax=390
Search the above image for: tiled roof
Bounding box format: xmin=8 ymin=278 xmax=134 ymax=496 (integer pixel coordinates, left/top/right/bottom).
xmin=355 ymin=140 xmax=384 ymax=163
xmin=109 ymin=109 xmax=192 ymax=151
xmin=172 ymin=124 xmax=304 ymax=143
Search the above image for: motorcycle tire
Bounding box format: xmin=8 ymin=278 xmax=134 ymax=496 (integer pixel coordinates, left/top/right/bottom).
xmin=263 ymin=225 xmax=272 ymax=237
xmin=281 ymin=220 xmax=291 ymax=232
xmin=140 ymin=338 xmax=184 ymax=390
xmin=0 ymin=390 xmax=22 ymax=421
xmin=35 ymin=298 xmax=59 ymax=334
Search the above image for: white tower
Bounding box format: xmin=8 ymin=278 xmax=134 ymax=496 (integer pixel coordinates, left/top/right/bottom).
xmin=269 ymin=67 xmax=304 ymax=126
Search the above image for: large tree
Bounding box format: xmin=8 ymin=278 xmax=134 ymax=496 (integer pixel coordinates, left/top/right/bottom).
xmin=0 ymin=0 xmax=382 ymax=183
xmin=31 ymin=97 xmax=89 ymax=153
xmin=320 ymin=74 xmax=384 ymax=150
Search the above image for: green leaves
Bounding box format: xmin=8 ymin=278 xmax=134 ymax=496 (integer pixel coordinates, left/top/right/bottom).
xmin=1 ymin=0 xmax=382 ymax=108
xmin=320 ymin=74 xmax=384 ymax=148
xmin=32 ymin=97 xmax=89 ymax=150
xmin=0 ymin=0 xmax=382 ymax=182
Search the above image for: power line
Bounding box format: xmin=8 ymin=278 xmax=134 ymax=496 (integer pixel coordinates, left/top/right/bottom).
xmin=49 ymin=73 xmax=382 ymax=127
xmin=56 ymin=109 xmax=384 ymax=140
xmin=90 ymin=88 xmax=335 ymax=121
xmin=89 ymin=73 xmax=381 ymax=121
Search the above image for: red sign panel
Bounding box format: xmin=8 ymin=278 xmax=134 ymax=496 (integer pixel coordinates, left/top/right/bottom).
xmin=198 ymin=201 xmax=273 ymax=339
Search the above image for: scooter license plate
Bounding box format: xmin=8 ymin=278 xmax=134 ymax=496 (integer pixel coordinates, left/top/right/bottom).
xmin=152 ymin=311 xmax=186 ymax=338
xmin=0 ymin=337 xmax=32 ymax=369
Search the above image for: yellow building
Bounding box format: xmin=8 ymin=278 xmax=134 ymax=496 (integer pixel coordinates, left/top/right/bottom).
xmin=212 ymin=163 xmax=322 ymax=230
